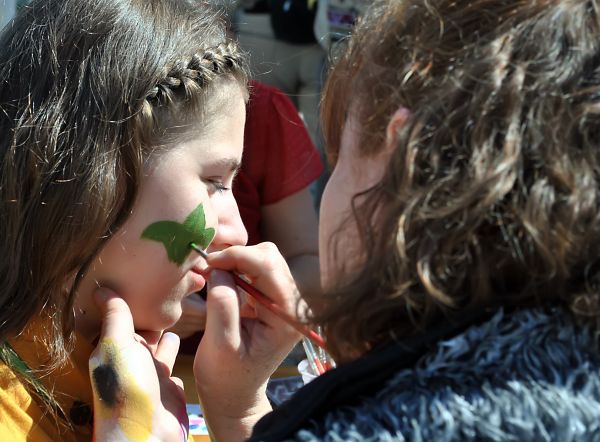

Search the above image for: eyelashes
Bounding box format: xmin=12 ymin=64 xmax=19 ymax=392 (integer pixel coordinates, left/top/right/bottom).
xmin=203 ymin=168 xmax=239 ymax=194
xmin=205 ymin=178 xmax=230 ymax=194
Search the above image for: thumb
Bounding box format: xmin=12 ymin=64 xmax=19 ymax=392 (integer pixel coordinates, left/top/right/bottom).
xmin=94 ymin=287 xmax=135 ymax=340
xmin=203 ymin=270 xmax=241 ymax=349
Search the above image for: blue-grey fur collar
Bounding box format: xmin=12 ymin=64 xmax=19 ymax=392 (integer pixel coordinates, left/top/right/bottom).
xmin=292 ymin=308 xmax=600 ymax=441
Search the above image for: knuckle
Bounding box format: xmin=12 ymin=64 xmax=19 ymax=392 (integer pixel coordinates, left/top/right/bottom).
xmin=258 ymin=241 xmax=279 ymax=253
xmin=260 ymin=252 xmax=280 ymax=272
xmin=256 ymin=242 xmax=284 ymax=270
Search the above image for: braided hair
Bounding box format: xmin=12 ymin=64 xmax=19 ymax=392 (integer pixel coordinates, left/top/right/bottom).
xmin=136 ymin=39 xmax=248 ymax=148
xmin=146 ymin=42 xmax=243 ymax=104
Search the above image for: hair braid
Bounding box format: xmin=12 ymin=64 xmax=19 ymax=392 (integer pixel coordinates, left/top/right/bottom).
xmin=146 ymin=41 xmax=245 ymax=104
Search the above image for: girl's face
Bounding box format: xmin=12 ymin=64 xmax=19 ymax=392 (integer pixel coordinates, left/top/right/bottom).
xmin=75 ymin=85 xmax=248 ymax=338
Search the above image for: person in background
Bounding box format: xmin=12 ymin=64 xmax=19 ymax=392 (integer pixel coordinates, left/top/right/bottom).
xmin=313 ymin=0 xmax=368 ymax=51
xmin=234 ymin=1 xmax=325 ymax=147
xmin=172 ymin=79 xmax=323 ymax=345
xmin=96 ymin=0 xmax=600 ymax=440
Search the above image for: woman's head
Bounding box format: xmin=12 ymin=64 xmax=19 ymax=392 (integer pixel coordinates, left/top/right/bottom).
xmin=317 ymin=0 xmax=600 ymax=360
xmin=0 ymin=0 xmax=248 ymax=358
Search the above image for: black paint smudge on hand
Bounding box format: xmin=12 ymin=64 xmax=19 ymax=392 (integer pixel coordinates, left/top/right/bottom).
xmin=92 ymin=364 xmax=121 ymax=407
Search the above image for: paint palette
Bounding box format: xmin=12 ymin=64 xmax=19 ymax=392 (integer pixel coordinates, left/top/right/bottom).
xmin=186 ymin=403 xmax=209 ymax=436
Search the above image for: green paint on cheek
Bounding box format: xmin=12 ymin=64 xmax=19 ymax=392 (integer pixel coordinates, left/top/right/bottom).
xmin=140 ymin=203 xmax=215 ymax=266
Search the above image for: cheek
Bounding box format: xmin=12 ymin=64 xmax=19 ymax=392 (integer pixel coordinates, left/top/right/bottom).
xmin=93 ymin=233 xmax=181 ymax=302
xmin=202 ymin=200 xmax=218 ymax=231
xmin=96 ymin=246 xmax=183 ymax=330
xmin=319 ymin=166 xmax=375 ymax=290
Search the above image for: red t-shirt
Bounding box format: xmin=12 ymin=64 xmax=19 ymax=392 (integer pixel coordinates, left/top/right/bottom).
xmin=233 ymin=80 xmax=324 ymax=245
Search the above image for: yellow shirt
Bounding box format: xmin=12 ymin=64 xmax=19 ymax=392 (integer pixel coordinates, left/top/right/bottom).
xmin=0 ymin=322 xmax=94 ymax=441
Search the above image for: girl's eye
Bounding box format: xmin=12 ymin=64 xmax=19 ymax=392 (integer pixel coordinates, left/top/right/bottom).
xmin=206 ymin=179 xmax=230 ymax=194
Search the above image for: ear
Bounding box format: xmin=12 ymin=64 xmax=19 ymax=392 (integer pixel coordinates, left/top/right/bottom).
xmin=385 ymin=106 xmax=411 ymax=151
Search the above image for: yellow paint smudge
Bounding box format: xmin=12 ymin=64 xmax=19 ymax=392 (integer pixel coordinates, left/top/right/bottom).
xmin=93 ymin=338 xmax=154 ymax=441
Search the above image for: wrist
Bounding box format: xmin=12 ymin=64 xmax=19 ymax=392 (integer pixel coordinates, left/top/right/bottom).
xmin=196 ymin=387 xmax=272 ymax=442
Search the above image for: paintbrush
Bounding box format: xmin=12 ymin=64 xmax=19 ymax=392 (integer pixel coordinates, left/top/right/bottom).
xmin=189 ymin=243 xmax=327 ymax=350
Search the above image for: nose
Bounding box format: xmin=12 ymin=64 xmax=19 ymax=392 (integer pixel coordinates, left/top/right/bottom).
xmin=210 ymin=193 xmax=248 ymax=250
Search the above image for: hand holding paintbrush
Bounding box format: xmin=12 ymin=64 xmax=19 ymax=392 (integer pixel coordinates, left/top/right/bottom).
xmin=190 ymin=242 xmax=327 ymax=351
xmin=192 ymin=242 xmax=306 ymax=438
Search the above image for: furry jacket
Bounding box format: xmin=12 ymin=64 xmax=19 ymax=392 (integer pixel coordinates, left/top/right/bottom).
xmin=249 ymin=307 xmax=600 ymax=441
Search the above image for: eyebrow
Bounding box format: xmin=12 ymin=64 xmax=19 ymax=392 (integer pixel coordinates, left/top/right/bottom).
xmin=208 ymin=158 xmax=242 ymax=182
xmin=208 ymin=158 xmax=242 ymax=172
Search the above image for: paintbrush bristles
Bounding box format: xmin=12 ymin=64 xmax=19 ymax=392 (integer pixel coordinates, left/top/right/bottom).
xmin=189 ymin=242 xmax=208 ymax=259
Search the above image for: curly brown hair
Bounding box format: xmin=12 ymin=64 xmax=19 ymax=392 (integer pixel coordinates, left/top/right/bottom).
xmin=0 ymin=0 xmax=246 ymax=378
xmin=315 ymin=0 xmax=600 ymax=361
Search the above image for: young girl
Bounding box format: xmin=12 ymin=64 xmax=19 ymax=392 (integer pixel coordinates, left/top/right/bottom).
xmin=99 ymin=0 xmax=600 ymax=440
xmin=0 ymin=0 xmax=298 ymax=440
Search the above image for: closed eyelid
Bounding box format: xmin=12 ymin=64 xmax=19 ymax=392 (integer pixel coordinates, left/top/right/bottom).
xmin=204 ymin=179 xmax=230 ymax=195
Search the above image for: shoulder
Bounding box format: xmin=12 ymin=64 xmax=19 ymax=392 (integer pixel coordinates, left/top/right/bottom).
xmin=292 ymin=308 xmax=600 ymax=441
xmin=248 ymin=81 xmax=284 ymax=107
xmin=247 ymin=80 xmax=300 ymax=122
xmin=0 ymin=360 xmax=33 ymax=409
xmin=0 ymin=362 xmax=38 ymax=441
xmin=244 ymin=80 xmax=308 ymax=153
xmin=0 ymin=329 xmax=94 ymax=441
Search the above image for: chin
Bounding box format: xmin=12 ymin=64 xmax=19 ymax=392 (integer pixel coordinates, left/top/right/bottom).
xmin=132 ymin=307 xmax=182 ymax=332
xmin=159 ymin=304 xmax=184 ymax=329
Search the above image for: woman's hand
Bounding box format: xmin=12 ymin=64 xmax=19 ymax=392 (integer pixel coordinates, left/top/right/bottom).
xmin=194 ymin=242 xmax=302 ymax=441
xmin=90 ymin=288 xmax=188 ymax=442
xmin=168 ymin=292 xmax=207 ymax=339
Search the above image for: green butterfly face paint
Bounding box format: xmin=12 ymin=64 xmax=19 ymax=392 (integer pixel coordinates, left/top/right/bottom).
xmin=141 ymin=203 xmax=215 ymax=266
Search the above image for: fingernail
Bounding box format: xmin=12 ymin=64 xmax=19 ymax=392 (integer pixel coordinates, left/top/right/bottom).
xmin=162 ymin=331 xmax=180 ymax=345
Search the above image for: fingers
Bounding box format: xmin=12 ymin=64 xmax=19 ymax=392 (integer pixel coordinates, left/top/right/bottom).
xmin=171 ymin=376 xmax=185 ymax=391
xmin=137 ymin=330 xmax=163 ymax=354
xmin=206 ymin=243 xmax=283 ymax=281
xmin=155 ymin=332 xmax=180 ymax=375
xmin=94 ymin=287 xmax=135 ymax=340
xmin=206 ymin=243 xmax=298 ymax=312
xmin=239 ymin=295 xmax=258 ymax=319
xmin=203 ymin=269 xmax=241 ymax=349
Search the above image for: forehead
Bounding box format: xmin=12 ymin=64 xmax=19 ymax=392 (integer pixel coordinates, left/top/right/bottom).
xmin=200 ymin=82 xmax=247 ymax=137
xmin=147 ymin=80 xmax=247 ymax=153
xmin=174 ymin=91 xmax=245 ymax=157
